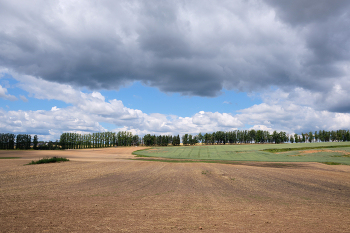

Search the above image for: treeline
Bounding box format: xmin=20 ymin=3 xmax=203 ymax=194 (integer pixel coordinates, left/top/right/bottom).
xmin=59 ymin=131 xmax=140 ymax=149
xmin=181 ymin=130 xmax=288 ymax=145
xmin=291 ymin=130 xmax=350 ymax=143
xmin=142 ymin=134 xmax=181 ymax=146
xmin=0 ymin=131 xmax=140 ymax=150
xmin=15 ymin=134 xmax=32 ymax=149
xmin=2 ymin=129 xmax=350 ymax=150
xmin=0 ymin=133 xmax=16 ymax=149
xmin=0 ymin=133 xmax=34 ymax=149
xmin=154 ymin=129 xmax=350 ymax=146
xmin=141 ymin=130 xmax=289 ymax=146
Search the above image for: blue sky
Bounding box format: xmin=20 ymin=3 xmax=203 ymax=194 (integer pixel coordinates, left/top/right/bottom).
xmin=2 ymin=75 xmax=261 ymax=116
xmin=102 ymin=82 xmax=262 ymax=116
xmin=1 ymin=0 xmax=350 ymax=141
xmin=1 ymin=75 xmax=70 ymax=111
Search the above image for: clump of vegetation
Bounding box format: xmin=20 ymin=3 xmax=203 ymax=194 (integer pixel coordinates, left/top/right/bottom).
xmin=27 ymin=157 xmax=69 ymax=165
xmin=322 ymin=162 xmax=343 ymax=165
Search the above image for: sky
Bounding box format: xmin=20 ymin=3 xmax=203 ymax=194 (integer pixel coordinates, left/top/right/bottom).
xmin=1 ymin=0 xmax=350 ymax=141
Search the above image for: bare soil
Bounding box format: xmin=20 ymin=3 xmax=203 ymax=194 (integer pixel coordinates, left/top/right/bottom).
xmin=300 ymin=149 xmax=350 ymax=156
xmin=1 ymin=147 xmax=350 ymax=232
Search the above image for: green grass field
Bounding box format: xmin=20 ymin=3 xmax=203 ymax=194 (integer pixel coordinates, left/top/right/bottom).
xmin=133 ymin=142 xmax=350 ymax=164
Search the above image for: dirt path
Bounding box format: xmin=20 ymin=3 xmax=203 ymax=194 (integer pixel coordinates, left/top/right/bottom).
xmin=0 ymin=146 xmax=149 ymax=162
xmin=1 ymin=148 xmax=350 ymax=232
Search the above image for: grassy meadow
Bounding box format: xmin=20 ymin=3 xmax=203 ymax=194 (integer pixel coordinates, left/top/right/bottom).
xmin=133 ymin=142 xmax=350 ymax=164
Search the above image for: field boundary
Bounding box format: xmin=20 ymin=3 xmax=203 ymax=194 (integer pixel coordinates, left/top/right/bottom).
xmin=130 ymin=157 xmax=305 ymax=167
xmin=263 ymin=144 xmax=350 ymax=153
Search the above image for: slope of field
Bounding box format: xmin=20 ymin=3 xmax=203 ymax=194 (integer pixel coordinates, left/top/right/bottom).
xmin=1 ymin=147 xmax=350 ymax=232
xmin=0 ymin=146 xmax=147 ymax=162
xmin=133 ymin=142 xmax=350 ymax=164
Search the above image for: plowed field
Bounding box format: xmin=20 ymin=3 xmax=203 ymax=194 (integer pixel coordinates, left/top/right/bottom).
xmin=1 ymin=147 xmax=350 ymax=232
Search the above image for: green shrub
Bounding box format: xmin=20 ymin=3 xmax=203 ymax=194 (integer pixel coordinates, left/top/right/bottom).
xmin=322 ymin=162 xmax=343 ymax=165
xmin=27 ymin=157 xmax=69 ymax=165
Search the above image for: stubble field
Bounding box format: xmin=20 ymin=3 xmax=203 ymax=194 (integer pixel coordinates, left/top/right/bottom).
xmin=1 ymin=146 xmax=350 ymax=232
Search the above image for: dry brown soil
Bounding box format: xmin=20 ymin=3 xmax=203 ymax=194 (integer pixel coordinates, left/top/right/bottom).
xmin=301 ymin=149 xmax=350 ymax=156
xmin=1 ymin=147 xmax=350 ymax=232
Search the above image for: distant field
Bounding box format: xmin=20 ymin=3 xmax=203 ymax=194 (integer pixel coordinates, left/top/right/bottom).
xmin=133 ymin=142 xmax=350 ymax=164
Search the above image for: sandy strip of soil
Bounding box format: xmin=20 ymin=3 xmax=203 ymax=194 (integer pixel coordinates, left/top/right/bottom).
xmin=0 ymin=146 xmax=149 ymax=162
xmin=300 ymin=149 xmax=350 ymax=155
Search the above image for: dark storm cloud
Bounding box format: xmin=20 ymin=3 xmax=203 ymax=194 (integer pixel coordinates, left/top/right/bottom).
xmin=263 ymin=0 xmax=349 ymax=26
xmin=1 ymin=0 xmax=350 ymax=108
xmin=265 ymin=0 xmax=350 ymax=83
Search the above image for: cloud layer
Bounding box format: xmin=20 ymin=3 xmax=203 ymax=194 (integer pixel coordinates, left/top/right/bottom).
xmin=1 ymin=0 xmax=349 ymax=112
xmin=1 ymin=73 xmax=245 ymax=140
xmin=0 ymin=85 xmax=17 ymax=101
xmin=2 ymin=73 xmax=350 ymax=141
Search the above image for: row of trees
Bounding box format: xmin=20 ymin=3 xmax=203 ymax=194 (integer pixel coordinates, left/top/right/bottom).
xmin=192 ymin=130 xmax=289 ymax=145
xmin=0 ymin=133 xmax=35 ymax=149
xmin=142 ymin=134 xmax=181 ymax=146
xmin=2 ymin=129 xmax=350 ymax=150
xmin=59 ymin=131 xmax=141 ymax=149
xmin=291 ymin=130 xmax=350 ymax=143
xmin=15 ymin=134 xmax=32 ymax=149
xmin=171 ymin=129 xmax=350 ymax=145
xmin=0 ymin=133 xmax=15 ymax=149
xmin=143 ymin=130 xmax=289 ymax=146
xmin=182 ymin=134 xmax=199 ymax=145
